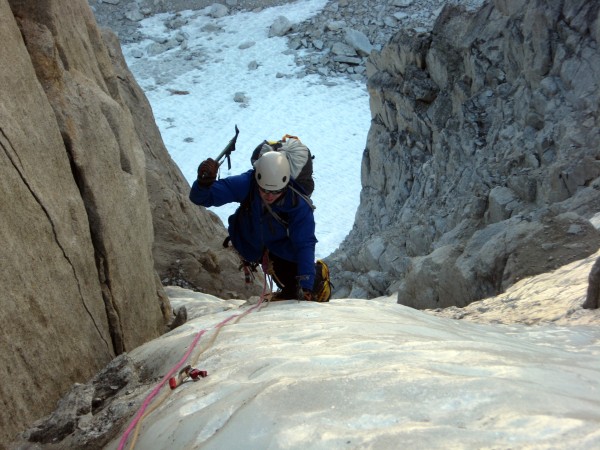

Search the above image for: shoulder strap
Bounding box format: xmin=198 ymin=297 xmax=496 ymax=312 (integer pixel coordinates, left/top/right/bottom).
xmin=288 ymin=184 xmax=315 ymax=210
xmin=262 ymin=201 xmax=289 ymax=229
xmin=261 ymin=185 xmax=314 ymax=235
xmin=240 ymin=175 xmax=256 ymax=211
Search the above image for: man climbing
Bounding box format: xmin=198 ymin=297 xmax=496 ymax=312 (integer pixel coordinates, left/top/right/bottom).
xmin=190 ymin=150 xmax=319 ymax=301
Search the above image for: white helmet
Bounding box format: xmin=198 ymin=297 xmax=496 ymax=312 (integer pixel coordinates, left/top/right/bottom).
xmin=254 ymin=151 xmax=290 ymax=191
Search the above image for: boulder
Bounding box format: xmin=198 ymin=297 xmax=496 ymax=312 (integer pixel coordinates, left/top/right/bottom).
xmin=268 ymin=16 xmax=292 ymax=37
xmin=345 ymin=28 xmax=373 ymax=56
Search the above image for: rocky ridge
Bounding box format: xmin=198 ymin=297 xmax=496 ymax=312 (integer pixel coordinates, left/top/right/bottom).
xmin=328 ymin=0 xmax=600 ymax=305
xmin=289 ymin=0 xmax=484 ymax=81
xmin=89 ymin=0 xmax=483 ymax=83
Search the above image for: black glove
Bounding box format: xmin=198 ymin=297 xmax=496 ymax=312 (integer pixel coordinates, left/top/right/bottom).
xmin=197 ymin=158 xmax=219 ymax=187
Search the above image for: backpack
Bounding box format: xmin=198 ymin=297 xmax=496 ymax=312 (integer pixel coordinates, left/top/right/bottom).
xmin=312 ymin=259 xmax=332 ymax=302
xmin=251 ymin=134 xmax=314 ymax=197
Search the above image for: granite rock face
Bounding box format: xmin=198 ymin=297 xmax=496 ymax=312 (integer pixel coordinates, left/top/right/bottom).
xmin=0 ymin=0 xmax=163 ymax=443
xmin=328 ymin=0 xmax=600 ymax=307
xmin=0 ymin=0 xmax=252 ymax=445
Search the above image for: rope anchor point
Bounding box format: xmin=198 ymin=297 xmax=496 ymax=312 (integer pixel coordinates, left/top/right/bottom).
xmin=169 ymin=364 xmax=208 ymax=390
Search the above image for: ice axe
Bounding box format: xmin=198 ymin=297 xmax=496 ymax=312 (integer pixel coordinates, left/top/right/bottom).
xmin=198 ymin=125 xmax=240 ymax=182
xmin=215 ymin=124 xmax=239 ymax=169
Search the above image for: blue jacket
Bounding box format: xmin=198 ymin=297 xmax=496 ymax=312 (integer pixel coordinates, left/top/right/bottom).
xmin=189 ymin=170 xmax=317 ymax=290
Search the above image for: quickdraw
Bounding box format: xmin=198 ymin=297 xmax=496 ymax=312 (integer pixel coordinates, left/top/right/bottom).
xmin=168 ymin=365 xmax=208 ymax=390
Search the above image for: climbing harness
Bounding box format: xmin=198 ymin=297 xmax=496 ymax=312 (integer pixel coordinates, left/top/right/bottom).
xmin=241 ymin=260 xmax=258 ymax=284
xmin=223 ymin=235 xmax=260 ymax=285
xmin=263 ymin=250 xmax=285 ymax=289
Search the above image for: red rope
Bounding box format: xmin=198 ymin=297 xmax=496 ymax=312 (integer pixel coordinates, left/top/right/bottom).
xmin=118 ymin=258 xmax=271 ymax=450
xmin=117 ymin=329 xmax=206 ymax=450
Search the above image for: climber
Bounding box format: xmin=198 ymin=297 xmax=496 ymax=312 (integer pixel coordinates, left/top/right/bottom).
xmin=190 ymin=151 xmax=319 ymax=301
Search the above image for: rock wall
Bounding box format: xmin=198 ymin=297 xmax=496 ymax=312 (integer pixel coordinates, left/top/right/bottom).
xmin=100 ymin=30 xmax=260 ymax=300
xmin=0 ymin=0 xmax=250 ymax=445
xmin=329 ymin=0 xmax=600 ymax=307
